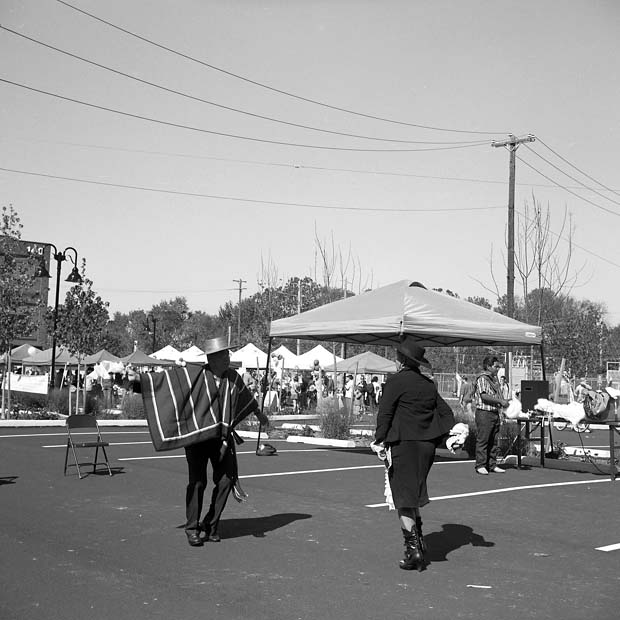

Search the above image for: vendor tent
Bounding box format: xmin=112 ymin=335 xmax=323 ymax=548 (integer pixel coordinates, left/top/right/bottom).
xmin=121 ymin=349 xmax=165 ymax=366
xmin=295 ymin=344 xmax=343 ymax=369
xmin=152 ymin=345 xmax=181 ymax=361
xmin=230 ymin=343 xmax=267 ymax=368
xmin=82 ymin=349 xmax=121 ymax=365
xmin=324 ymin=351 xmax=398 ymax=375
xmin=22 ymin=346 xmax=79 ymax=366
xmin=270 ymin=280 xmax=542 ymax=348
xmin=271 ymin=344 xmax=299 ymax=368
xmin=178 ymin=345 xmax=207 ymax=363
xmin=0 ymin=344 xmax=41 ymax=364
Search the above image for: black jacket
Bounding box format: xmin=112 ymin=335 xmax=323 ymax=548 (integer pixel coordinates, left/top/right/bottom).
xmin=375 ymin=366 xmax=455 ymax=444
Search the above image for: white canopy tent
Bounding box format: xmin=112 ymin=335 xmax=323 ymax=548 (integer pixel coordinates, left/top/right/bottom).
xmin=178 ymin=345 xmax=207 ymax=363
xmin=295 ymin=344 xmax=343 ymax=369
xmin=152 ymin=345 xmax=182 ymax=361
xmin=270 ymin=280 xmax=542 ymax=349
xmin=271 ymin=344 xmax=300 ymax=369
xmin=230 ymin=343 xmax=268 ymax=369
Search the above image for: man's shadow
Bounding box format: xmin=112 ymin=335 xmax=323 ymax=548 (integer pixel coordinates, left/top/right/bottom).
xmin=0 ymin=476 xmax=18 ymax=485
xmin=183 ymin=513 xmax=312 ymax=539
xmin=424 ymin=524 xmax=494 ymax=563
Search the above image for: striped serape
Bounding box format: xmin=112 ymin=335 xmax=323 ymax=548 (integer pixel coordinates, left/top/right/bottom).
xmin=139 ymin=364 xmax=259 ymax=451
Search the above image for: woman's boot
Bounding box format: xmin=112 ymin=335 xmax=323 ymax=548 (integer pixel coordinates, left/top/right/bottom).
xmin=415 ymin=517 xmax=427 ymax=554
xmin=399 ymin=528 xmax=425 ymax=571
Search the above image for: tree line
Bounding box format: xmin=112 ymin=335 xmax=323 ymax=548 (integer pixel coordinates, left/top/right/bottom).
xmin=2 ymin=203 xmax=620 ymax=380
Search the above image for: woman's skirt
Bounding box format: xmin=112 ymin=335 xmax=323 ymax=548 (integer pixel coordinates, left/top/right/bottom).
xmin=389 ymin=438 xmax=440 ymax=509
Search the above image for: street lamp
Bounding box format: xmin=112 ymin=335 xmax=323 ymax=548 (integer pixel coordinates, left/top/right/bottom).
xmin=145 ymin=313 xmax=157 ymax=353
xmin=35 ymin=245 xmax=82 ymax=389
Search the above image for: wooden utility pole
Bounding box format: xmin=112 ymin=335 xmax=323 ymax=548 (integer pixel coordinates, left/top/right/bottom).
xmin=296 ymin=278 xmax=302 ymax=356
xmin=232 ymin=277 xmax=246 ymax=346
xmin=491 ymin=134 xmax=535 ymax=319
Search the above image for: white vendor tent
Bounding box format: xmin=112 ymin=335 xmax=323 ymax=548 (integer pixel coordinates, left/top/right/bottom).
xmin=152 ymin=345 xmax=182 ymax=361
xmin=230 ymin=343 xmax=268 ymax=369
xmin=295 ymin=344 xmax=343 ymax=369
xmin=178 ymin=345 xmax=207 ymax=363
xmin=271 ymin=344 xmax=300 ymax=368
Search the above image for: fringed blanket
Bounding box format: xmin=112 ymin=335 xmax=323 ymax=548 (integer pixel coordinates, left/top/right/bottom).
xmin=139 ymin=364 xmax=258 ymax=451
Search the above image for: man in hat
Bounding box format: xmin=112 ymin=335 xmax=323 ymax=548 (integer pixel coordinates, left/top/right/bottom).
xmin=137 ymin=336 xmax=269 ymax=547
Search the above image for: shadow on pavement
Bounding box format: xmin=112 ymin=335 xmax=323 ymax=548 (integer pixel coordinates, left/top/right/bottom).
xmin=218 ymin=512 xmax=313 ymax=539
xmin=0 ymin=476 xmax=18 ymax=485
xmin=425 ymin=523 xmax=494 ymax=562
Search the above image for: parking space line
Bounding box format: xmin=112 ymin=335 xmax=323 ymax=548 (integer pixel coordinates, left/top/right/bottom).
xmin=366 ymin=478 xmax=611 ymax=507
xmin=595 ymin=543 xmax=620 ymax=552
xmin=117 ymin=448 xmax=331 ymax=460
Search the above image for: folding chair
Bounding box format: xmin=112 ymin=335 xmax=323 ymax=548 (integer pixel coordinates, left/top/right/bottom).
xmin=63 ymin=414 xmax=113 ymax=479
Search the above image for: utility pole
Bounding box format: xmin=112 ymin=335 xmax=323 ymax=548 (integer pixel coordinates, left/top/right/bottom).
xmin=491 ymin=133 xmax=535 ymax=319
xmin=492 ymin=134 xmax=535 ymax=389
xmin=232 ymin=277 xmax=246 ymax=346
xmin=297 ymin=278 xmax=302 ymax=356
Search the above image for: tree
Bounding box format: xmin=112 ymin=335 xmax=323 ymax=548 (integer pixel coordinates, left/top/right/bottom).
xmin=52 ymin=262 xmax=109 ymax=413
xmin=0 ymin=205 xmax=40 ymax=417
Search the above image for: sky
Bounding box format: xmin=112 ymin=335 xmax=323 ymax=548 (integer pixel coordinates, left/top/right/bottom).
xmin=2 ymin=0 xmax=620 ymax=327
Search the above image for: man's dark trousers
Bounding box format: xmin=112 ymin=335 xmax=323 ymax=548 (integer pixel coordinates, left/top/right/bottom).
xmin=474 ymin=408 xmax=501 ymax=470
xmin=184 ymin=439 xmax=235 ymax=533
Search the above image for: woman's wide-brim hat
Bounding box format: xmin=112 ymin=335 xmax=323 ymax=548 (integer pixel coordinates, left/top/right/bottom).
xmin=203 ymin=336 xmax=230 ymax=356
xmin=396 ymin=335 xmax=431 ymax=367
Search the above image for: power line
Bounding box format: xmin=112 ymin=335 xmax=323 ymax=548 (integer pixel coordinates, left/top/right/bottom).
xmin=523 ymin=143 xmax=620 ymax=207
xmin=0 ymin=25 xmax=490 ymax=147
xmin=56 ymin=0 xmax=506 ymax=136
xmin=6 ymin=136 xmax=620 ymax=192
xmin=0 ymin=165 xmax=507 ymax=213
xmin=0 ymin=78 xmax=490 ymax=153
xmin=516 ymin=155 xmax=620 ymax=218
xmin=536 ymin=137 xmax=620 ymax=198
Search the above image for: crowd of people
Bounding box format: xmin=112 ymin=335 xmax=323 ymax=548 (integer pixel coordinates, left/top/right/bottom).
xmin=240 ymin=360 xmax=385 ymax=416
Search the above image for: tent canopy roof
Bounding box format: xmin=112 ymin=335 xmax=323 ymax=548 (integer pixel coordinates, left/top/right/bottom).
xmin=121 ymin=349 xmax=168 ymax=366
xmin=270 ymin=280 xmax=542 ymax=348
xmin=324 ymin=351 xmax=398 ymax=375
xmin=230 ymin=343 xmax=267 ymax=368
xmin=82 ymin=349 xmax=121 ymax=365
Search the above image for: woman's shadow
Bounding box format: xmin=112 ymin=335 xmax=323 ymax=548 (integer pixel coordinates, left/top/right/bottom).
xmin=424 ymin=524 xmax=494 ymax=563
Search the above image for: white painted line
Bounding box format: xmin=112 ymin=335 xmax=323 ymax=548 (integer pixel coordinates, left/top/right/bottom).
xmin=0 ymin=431 xmax=150 ymax=438
xmin=240 ymin=465 xmax=384 ymax=478
xmin=117 ymin=448 xmax=331 ymax=461
xmin=366 ymin=478 xmax=611 ymax=507
xmin=595 ymin=543 xmax=620 ymax=552
xmin=44 ymin=441 xmax=154 ymax=448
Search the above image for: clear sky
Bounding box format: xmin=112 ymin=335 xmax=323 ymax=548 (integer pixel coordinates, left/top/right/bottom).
xmin=2 ymin=0 xmax=619 ymax=326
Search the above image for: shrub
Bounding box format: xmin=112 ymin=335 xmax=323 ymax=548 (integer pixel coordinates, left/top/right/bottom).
xmin=121 ymin=393 xmax=145 ymax=420
xmin=47 ymin=388 xmax=72 ymax=416
xmin=318 ymin=398 xmax=351 ymax=440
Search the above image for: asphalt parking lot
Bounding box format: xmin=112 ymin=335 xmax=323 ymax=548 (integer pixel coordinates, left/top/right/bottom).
xmin=1 ymin=425 xmax=619 ymax=620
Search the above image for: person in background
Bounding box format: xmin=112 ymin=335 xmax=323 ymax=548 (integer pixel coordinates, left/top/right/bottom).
xmin=374 ymin=336 xmax=457 ymax=571
xmin=459 ymin=376 xmax=476 ymax=417
xmin=474 ymin=356 xmax=510 ymax=476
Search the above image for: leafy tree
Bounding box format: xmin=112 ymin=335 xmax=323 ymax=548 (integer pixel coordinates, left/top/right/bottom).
xmin=51 ymin=263 xmax=109 ymax=413
xmin=0 ymin=205 xmax=41 ymax=417
xmin=0 ymin=205 xmax=40 ymax=353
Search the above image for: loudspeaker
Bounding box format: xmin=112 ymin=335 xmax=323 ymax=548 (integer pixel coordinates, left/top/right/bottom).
xmin=521 ymin=380 xmax=549 ymax=411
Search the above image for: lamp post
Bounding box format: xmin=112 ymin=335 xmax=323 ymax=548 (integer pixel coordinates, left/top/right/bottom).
xmin=35 ymin=245 xmax=82 ymax=389
xmin=145 ymin=313 xmax=157 ymax=353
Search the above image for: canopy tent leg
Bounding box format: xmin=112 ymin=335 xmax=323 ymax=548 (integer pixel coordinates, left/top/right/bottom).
xmin=255 ymin=337 xmax=273 ymax=454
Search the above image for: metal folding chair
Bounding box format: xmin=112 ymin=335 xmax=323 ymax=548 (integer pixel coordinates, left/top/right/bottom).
xmin=63 ymin=414 xmax=112 ymax=478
